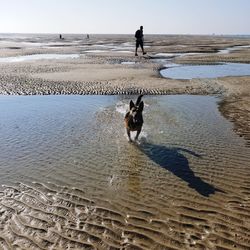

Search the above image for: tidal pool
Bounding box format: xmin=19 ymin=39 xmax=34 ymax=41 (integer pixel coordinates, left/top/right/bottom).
xmin=160 ymin=63 xmax=250 ymax=79
xmin=0 ymin=95 xmax=249 ymax=249
xmin=0 ymin=53 xmax=80 ymax=63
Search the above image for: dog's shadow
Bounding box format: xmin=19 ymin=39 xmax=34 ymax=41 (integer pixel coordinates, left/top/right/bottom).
xmin=135 ymin=140 xmax=222 ymax=197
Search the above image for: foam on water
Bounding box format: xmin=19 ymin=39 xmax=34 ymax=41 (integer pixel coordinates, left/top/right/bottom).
xmin=115 ymin=101 xmax=129 ymax=115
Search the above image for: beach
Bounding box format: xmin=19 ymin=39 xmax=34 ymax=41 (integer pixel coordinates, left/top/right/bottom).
xmin=0 ymin=34 xmax=250 ymax=140
xmin=0 ymin=34 xmax=250 ymax=249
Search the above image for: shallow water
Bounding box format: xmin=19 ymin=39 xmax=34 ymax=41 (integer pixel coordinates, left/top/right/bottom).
xmin=121 ymin=61 xmax=136 ymax=65
xmin=85 ymin=49 xmax=133 ymax=54
xmin=0 ymin=54 xmax=80 ymax=63
xmin=0 ymin=95 xmax=249 ymax=249
xmin=160 ymin=63 xmax=250 ymax=79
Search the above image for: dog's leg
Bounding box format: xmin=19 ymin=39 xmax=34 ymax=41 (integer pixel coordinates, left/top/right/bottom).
xmin=135 ymin=128 xmax=141 ymax=141
xmin=126 ymin=128 xmax=132 ymax=142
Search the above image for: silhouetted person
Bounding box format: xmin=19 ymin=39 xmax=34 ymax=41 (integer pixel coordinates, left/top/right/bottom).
xmin=135 ymin=26 xmax=146 ymax=56
xmin=59 ymin=34 xmax=62 ymax=39
xmin=86 ymin=34 xmax=89 ymax=39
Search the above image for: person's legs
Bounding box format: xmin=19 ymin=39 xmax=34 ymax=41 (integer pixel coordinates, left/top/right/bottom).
xmin=140 ymin=41 xmax=146 ymax=55
xmin=135 ymin=41 xmax=139 ymax=56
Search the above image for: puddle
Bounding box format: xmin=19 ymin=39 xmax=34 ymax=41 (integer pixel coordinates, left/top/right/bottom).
xmin=121 ymin=61 xmax=136 ymax=65
xmin=85 ymin=49 xmax=133 ymax=54
xmin=113 ymin=50 xmax=133 ymax=53
xmin=0 ymin=95 xmax=249 ymax=248
xmin=152 ymin=52 xmax=201 ymax=59
xmin=0 ymin=41 xmax=44 ymax=48
xmin=152 ymin=53 xmax=176 ymax=58
xmin=85 ymin=50 xmax=107 ymax=53
xmin=0 ymin=53 xmax=80 ymax=63
xmin=218 ymin=45 xmax=250 ymax=54
xmin=160 ymin=63 xmax=250 ymax=79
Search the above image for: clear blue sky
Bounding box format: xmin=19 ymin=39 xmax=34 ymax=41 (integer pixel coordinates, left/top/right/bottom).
xmin=0 ymin=0 xmax=249 ymax=34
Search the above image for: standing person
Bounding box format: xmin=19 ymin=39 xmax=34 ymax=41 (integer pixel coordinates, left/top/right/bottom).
xmin=135 ymin=26 xmax=146 ymax=56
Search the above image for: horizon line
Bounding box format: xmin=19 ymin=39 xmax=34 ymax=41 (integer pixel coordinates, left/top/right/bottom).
xmin=1 ymin=32 xmax=250 ymax=36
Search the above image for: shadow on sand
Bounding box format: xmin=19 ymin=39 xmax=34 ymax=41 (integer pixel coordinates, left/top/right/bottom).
xmin=136 ymin=140 xmax=222 ymax=197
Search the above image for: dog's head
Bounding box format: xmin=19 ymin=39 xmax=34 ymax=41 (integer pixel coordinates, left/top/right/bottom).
xmin=129 ymin=98 xmax=144 ymax=124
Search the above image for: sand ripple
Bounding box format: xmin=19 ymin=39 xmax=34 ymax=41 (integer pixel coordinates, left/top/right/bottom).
xmin=0 ymin=178 xmax=250 ymax=249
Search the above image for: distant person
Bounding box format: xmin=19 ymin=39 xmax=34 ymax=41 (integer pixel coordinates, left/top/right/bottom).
xmin=59 ymin=34 xmax=62 ymax=39
xmin=135 ymin=26 xmax=146 ymax=56
xmin=86 ymin=34 xmax=90 ymax=39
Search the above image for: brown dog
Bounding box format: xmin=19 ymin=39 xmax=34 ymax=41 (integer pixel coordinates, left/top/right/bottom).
xmin=124 ymin=95 xmax=144 ymax=142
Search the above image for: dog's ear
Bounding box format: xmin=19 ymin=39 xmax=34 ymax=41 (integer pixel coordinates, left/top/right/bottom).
xmin=138 ymin=101 xmax=144 ymax=112
xmin=135 ymin=95 xmax=143 ymax=106
xmin=130 ymin=100 xmax=135 ymax=110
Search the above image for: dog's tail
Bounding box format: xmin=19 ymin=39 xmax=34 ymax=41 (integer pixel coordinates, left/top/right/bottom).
xmin=136 ymin=95 xmax=143 ymax=106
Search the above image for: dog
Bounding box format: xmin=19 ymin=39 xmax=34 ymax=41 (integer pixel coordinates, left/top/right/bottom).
xmin=124 ymin=95 xmax=144 ymax=142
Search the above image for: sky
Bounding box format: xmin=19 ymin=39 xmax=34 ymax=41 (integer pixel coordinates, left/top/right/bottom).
xmin=0 ymin=0 xmax=250 ymax=35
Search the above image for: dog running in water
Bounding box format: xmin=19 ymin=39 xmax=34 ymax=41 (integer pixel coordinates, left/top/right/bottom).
xmin=124 ymin=95 xmax=144 ymax=142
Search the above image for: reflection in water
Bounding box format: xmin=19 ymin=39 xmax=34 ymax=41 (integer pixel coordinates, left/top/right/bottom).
xmin=126 ymin=143 xmax=142 ymax=196
xmin=136 ymin=139 xmax=222 ymax=197
xmin=128 ymin=158 xmax=141 ymax=196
